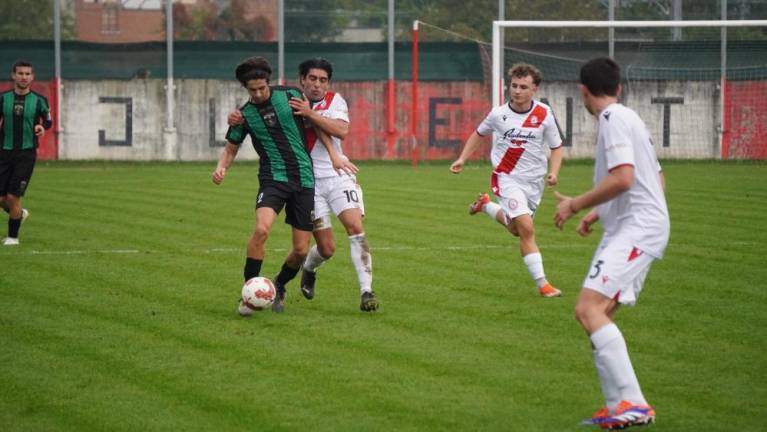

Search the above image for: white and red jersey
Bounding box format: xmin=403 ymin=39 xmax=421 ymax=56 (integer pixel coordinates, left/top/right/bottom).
xmin=594 ymin=103 xmax=670 ymax=258
xmin=306 ymin=91 xmax=350 ymax=179
xmin=476 ymin=100 xmax=562 ymax=185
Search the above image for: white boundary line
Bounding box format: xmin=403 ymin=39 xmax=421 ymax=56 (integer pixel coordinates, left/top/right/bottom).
xmin=0 ymin=241 xmax=750 ymax=256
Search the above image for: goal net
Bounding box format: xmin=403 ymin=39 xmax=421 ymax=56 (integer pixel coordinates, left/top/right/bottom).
xmin=492 ymin=20 xmax=767 ymax=159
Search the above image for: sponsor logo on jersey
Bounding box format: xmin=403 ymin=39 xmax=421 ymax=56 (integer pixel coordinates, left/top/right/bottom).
xmin=502 ymin=128 xmax=536 ymax=142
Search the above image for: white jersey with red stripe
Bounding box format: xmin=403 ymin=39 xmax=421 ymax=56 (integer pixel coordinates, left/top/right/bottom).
xmin=307 ymin=91 xmax=351 ymax=179
xmin=476 ymin=100 xmax=562 ymax=185
xmin=594 ymin=103 xmax=670 ymax=259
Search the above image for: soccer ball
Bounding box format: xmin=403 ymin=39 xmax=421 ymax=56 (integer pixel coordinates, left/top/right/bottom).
xmin=240 ymin=277 xmax=276 ymax=315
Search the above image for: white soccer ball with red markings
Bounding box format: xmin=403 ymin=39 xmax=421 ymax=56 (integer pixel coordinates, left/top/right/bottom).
xmin=241 ymin=277 xmax=276 ymax=313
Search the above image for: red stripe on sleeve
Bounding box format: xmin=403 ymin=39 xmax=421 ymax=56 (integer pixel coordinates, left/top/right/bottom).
xmin=608 ymin=163 xmax=634 ymax=173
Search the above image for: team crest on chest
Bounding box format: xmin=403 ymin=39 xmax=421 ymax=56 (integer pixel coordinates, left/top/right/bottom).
xmin=13 ymin=102 xmax=24 ymax=116
xmin=529 ymin=115 xmax=539 ymax=125
xmin=263 ymin=112 xmax=277 ymax=127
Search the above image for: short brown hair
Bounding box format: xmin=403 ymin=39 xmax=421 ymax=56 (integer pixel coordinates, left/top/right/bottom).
xmin=508 ymin=63 xmax=542 ymax=86
xmin=12 ymin=60 xmax=33 ymax=73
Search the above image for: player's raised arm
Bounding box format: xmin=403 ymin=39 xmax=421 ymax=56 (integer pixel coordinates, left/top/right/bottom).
xmin=450 ymin=131 xmax=483 ymax=174
xmin=289 ymin=96 xmax=349 ymax=140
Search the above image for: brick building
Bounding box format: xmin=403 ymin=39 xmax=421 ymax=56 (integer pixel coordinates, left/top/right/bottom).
xmin=74 ymin=0 xmax=278 ymax=43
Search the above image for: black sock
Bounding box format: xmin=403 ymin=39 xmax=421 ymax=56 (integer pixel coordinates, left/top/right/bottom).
xmin=275 ymin=262 xmax=300 ymax=285
xmin=8 ymin=217 xmax=21 ymax=238
xmin=244 ymin=257 xmax=262 ymax=281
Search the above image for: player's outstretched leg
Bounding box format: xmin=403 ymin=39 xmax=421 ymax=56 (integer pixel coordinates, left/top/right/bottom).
xmin=301 ymin=244 xmax=329 ymax=300
xmin=272 ymin=262 xmax=301 ymax=313
xmin=468 ymin=192 xmax=490 ymax=215
xmin=300 ymin=268 xmax=316 ymax=300
xmin=349 ymin=233 xmax=377 ymax=312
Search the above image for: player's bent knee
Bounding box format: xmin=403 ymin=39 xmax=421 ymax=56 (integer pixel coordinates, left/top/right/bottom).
xmin=317 ymin=242 xmax=335 ymax=259
xmin=292 ymin=247 xmax=310 ymax=260
xmin=252 ymin=226 xmax=270 ymax=242
xmin=344 ymin=223 xmax=364 ymax=236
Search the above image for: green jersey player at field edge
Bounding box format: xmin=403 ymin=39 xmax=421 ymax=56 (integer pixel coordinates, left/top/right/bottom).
xmin=0 ymin=60 xmax=52 ymax=246
xmin=212 ymin=56 xmax=322 ymax=314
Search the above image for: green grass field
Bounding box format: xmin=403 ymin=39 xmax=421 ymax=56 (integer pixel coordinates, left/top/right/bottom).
xmin=1 ymin=160 xmax=765 ymax=431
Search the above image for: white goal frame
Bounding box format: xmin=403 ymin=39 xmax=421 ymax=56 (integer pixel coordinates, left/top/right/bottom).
xmin=491 ymin=20 xmax=767 ymax=156
xmin=492 ymin=20 xmax=767 ymax=107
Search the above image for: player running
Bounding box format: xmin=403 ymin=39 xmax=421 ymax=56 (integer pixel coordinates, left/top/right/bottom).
xmin=554 ymin=57 xmax=669 ymax=429
xmin=450 ymin=63 xmax=563 ymax=298
xmin=0 ymin=60 xmax=51 ymax=246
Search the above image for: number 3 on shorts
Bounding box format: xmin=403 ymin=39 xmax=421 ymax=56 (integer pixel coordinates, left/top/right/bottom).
xmin=589 ymin=260 xmax=604 ymax=279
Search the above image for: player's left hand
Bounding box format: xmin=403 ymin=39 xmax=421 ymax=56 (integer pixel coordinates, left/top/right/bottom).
xmin=553 ymin=191 xmax=577 ymax=230
xmin=546 ymin=173 xmax=558 ymax=187
xmin=34 ymin=124 xmax=45 ymax=137
xmin=333 ymin=157 xmax=359 ymax=176
xmin=288 ymin=97 xmax=312 ymax=117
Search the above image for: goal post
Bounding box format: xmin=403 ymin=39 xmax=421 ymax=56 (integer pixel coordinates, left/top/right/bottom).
xmin=492 ymin=20 xmax=767 ymax=159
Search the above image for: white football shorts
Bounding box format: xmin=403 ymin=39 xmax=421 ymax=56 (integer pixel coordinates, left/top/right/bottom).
xmin=494 ymin=175 xmax=543 ymax=219
xmin=582 ymin=233 xmax=656 ymax=306
xmin=313 ymin=175 xmax=365 ymax=228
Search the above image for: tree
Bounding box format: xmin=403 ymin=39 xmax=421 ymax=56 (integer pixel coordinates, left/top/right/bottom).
xmin=400 ymin=0 xmax=606 ymax=42
xmin=0 ymin=0 xmax=76 ymax=40
xmin=284 ymin=0 xmax=349 ymax=42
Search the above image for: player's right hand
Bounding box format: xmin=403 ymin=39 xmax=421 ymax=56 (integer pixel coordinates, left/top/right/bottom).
xmin=227 ymin=110 xmax=244 ymax=127
xmin=212 ymin=168 xmax=226 ymax=185
xmin=449 ymin=159 xmax=464 ymax=174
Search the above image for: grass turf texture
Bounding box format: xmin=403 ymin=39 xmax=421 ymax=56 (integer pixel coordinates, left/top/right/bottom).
xmin=1 ymin=161 xmax=765 ymax=431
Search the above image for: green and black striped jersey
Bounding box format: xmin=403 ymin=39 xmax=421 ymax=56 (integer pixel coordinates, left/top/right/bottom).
xmin=0 ymin=90 xmax=52 ymax=151
xmin=226 ymin=86 xmax=314 ymax=189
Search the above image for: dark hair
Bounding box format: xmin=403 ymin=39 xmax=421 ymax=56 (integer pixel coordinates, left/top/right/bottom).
xmin=235 ymin=56 xmax=272 ymax=86
xmin=508 ymin=63 xmax=542 ymax=86
xmin=580 ymin=57 xmax=621 ymax=97
xmin=298 ymin=58 xmax=333 ymax=81
xmin=12 ymin=60 xmax=33 ymax=73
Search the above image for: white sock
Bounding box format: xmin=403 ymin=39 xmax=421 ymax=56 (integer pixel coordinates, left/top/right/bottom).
xmin=349 ymin=233 xmax=372 ymax=293
xmin=303 ymin=245 xmax=327 ymax=273
xmin=522 ymin=252 xmax=547 ymax=288
xmin=590 ymin=323 xmax=647 ymax=407
xmin=483 ymin=202 xmax=502 ymax=221
xmin=593 ymin=348 xmax=621 ymax=411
